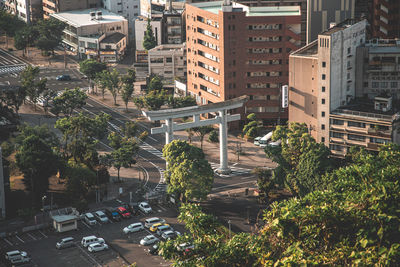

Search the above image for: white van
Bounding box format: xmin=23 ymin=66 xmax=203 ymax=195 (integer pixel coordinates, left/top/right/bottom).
xmin=84 ymin=213 xmax=97 ymax=225
xmin=56 ymin=237 xmax=75 ymax=249
xmin=123 ymin=222 xmax=144 ymax=234
xmin=268 ymin=140 xmax=282 ymax=147
xmin=5 ymin=250 xmax=28 ymax=262
xmin=81 ymin=236 xmax=105 ymax=247
xmin=144 ymin=217 xmax=166 ymax=228
xmin=259 ymin=132 xmax=273 ymax=148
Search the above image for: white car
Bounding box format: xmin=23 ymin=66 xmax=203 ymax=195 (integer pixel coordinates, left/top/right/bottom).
xmin=123 ymin=222 xmax=144 ymax=234
xmin=84 ymin=212 xmax=97 ymax=225
xmin=88 ymin=242 xmax=109 ymax=252
xmin=94 ymin=211 xmax=109 ymax=223
xmin=5 ymin=250 xmax=28 ymax=261
xmin=139 ymin=202 xmax=152 ymax=213
xmin=161 ymin=230 xmax=181 ymax=240
xmin=140 ymin=235 xmax=159 ymax=246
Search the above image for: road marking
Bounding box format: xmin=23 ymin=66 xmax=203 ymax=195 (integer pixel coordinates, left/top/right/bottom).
xmin=3 ymin=238 xmax=13 ymax=246
xmin=86 ymin=103 xmax=94 ymax=107
xmin=232 ymin=163 xmax=238 ymax=166
xmin=39 ymin=230 xmax=48 ymax=238
xmin=157 ymin=205 xmax=167 ymax=211
xmin=27 ymin=233 xmax=37 ymax=240
xmin=76 ymin=243 xmax=101 ymax=266
xmin=82 ymin=221 xmax=92 ymax=229
xmin=212 ymin=181 xmax=256 ymax=191
xmin=15 ymin=235 xmax=25 ymax=243
xmin=148 ymin=136 xmax=158 ymax=142
xmin=115 ymin=118 xmax=124 ymax=124
xmin=241 ymin=176 xmax=255 ymax=179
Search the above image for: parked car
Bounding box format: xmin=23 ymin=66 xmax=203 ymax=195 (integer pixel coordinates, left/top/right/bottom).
xmin=88 ymin=242 xmax=109 ymax=252
xmin=123 ymin=222 xmax=144 ymax=234
xmin=259 ymin=132 xmax=274 ymax=148
xmin=138 ymin=202 xmax=152 ymax=213
xmin=10 ymin=256 xmax=31 ymax=264
xmin=150 ymin=223 xmax=169 ymax=232
xmin=84 ymin=212 xmax=97 ymax=225
xmin=81 ymin=236 xmax=105 ymax=247
xmin=156 ymin=225 xmax=173 ymax=236
xmin=56 ymin=237 xmax=75 ymax=249
xmin=177 ymin=242 xmax=195 ymax=255
xmin=5 ymin=250 xmax=27 ymax=261
xmin=140 ymin=235 xmax=159 ymax=246
xmin=253 ymin=136 xmax=262 ymax=146
xmin=94 ymin=211 xmax=109 ymax=223
xmin=56 ymin=74 xmax=71 ymax=81
xmin=148 ymin=243 xmax=159 ymax=255
xmin=105 ymin=208 xmax=121 ymax=222
xmin=117 ymin=207 xmax=131 ymax=218
xmin=161 ymin=230 xmax=180 ymax=240
xmin=144 ymin=217 xmax=166 ymax=228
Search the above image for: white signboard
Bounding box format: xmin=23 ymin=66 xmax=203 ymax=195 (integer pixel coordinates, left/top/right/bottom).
xmin=282 ymin=85 xmax=288 ymax=108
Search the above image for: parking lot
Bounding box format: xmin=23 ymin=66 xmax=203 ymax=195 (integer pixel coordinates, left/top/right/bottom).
xmin=0 ymin=202 xmax=182 ymax=267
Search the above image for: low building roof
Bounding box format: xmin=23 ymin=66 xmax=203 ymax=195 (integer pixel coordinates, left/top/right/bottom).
xmin=101 ymin=32 xmax=126 ymax=44
xmin=52 ymin=215 xmax=78 ymax=223
xmin=51 ymin=8 xmax=127 ymax=28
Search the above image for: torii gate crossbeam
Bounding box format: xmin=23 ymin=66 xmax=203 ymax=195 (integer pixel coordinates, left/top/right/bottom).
xmin=142 ymin=96 xmax=248 ymax=174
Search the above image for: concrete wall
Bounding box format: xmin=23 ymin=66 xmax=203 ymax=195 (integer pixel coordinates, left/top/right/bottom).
xmin=135 ymin=19 xmax=163 ymax=51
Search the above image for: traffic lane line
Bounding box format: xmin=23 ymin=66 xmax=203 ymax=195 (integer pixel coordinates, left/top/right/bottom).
xmin=81 ymin=221 xmax=92 ymax=230
xmin=38 ymin=230 xmax=48 ymax=238
xmin=3 ymin=237 xmax=13 ymax=246
xmin=15 ymin=235 xmax=25 ymax=243
xmin=27 ymin=232 xmax=37 ymax=241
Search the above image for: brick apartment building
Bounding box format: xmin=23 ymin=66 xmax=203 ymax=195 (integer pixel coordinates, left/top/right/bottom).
xmin=186 ymin=0 xmax=302 ymax=126
xmin=42 ymin=0 xmax=101 ymax=19
xmin=370 ymin=0 xmax=400 ymax=39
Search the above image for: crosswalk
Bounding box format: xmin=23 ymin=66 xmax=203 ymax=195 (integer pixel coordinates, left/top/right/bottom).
xmin=0 ymin=64 xmax=26 ymax=75
xmin=139 ymin=143 xmax=165 ymax=159
xmin=210 ymin=162 xmax=252 ymax=177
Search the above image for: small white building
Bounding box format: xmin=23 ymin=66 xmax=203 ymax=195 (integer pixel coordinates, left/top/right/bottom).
xmin=52 ymin=215 xmax=78 ymax=233
xmin=102 ymin=0 xmax=140 ymax=40
xmin=50 ymin=8 xmax=128 ymax=61
xmin=148 ymin=43 xmax=186 ymax=83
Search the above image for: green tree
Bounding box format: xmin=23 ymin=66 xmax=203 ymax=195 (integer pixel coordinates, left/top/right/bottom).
xmin=14 ymin=26 xmax=38 ymax=57
xmin=142 ymin=18 xmax=156 ymax=51
xmin=15 ymin=124 xmax=59 ymax=149
xmin=121 ymin=68 xmax=136 ymax=85
xmin=0 ymin=11 xmax=25 ymax=47
xmin=51 ymin=88 xmax=88 ymax=117
xmin=34 ymin=18 xmax=65 ymax=55
xmin=55 ymin=113 xmax=110 ymax=166
xmin=0 ymin=86 xmax=26 ymax=115
xmin=192 ymin=126 xmax=214 ymax=149
xmin=19 ymin=65 xmax=47 ymax=109
xmin=147 ymin=75 xmax=163 ymax=91
xmin=143 ymin=90 xmax=167 ymax=111
xmin=65 ymin=165 xmax=96 ymax=198
xmin=253 ymin=167 xmax=274 ymax=203
xmin=242 ymin=113 xmax=261 ymax=138
xmin=208 ymin=130 xmax=219 ymax=143
xmin=132 ymin=97 xmax=145 ymax=110
xmin=96 ymin=69 xmax=120 ymax=105
xmin=265 ymin=122 xmax=332 ymax=197
xmin=15 ymin=135 xmax=58 ymax=206
xmin=109 ymin=137 xmax=139 ymax=181
xmin=163 ymin=140 xmax=214 ymax=202
xmin=79 ymin=59 xmax=107 ymax=92
xmin=121 ymin=83 xmax=134 ymax=111
xmin=167 ymin=95 xmax=197 ymax=109
xmin=41 ymin=87 xmax=57 ymax=116
xmin=122 ymin=121 xmax=138 ymax=138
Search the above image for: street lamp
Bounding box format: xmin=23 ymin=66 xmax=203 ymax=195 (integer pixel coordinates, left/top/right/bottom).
xmin=228 ymin=220 xmax=231 ymax=239
xmin=42 ymin=195 xmax=47 ymax=212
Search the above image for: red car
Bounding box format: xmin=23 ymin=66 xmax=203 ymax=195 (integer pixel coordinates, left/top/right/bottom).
xmin=117 ymin=207 xmax=131 ymax=218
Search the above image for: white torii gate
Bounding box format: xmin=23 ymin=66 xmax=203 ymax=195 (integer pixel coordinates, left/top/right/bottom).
xmin=142 ymin=96 xmax=248 ymax=174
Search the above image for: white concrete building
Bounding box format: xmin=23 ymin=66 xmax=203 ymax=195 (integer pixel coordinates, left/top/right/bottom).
xmin=102 ymin=0 xmax=140 ymax=39
xmin=3 ymin=0 xmax=42 ymax=24
xmin=135 ymin=15 xmax=162 ymax=61
xmin=148 ymin=43 xmax=186 ymax=83
xmin=51 ymin=9 xmax=128 ymax=61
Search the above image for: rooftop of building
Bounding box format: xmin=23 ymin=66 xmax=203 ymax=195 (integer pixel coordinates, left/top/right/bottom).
xmin=101 ymin=32 xmax=125 ymax=44
xmin=290 ymin=39 xmax=318 ymax=57
xmin=331 ymin=96 xmax=400 ymax=122
xmin=189 ymin=1 xmax=301 ymax=17
xmin=149 ymin=43 xmax=186 ymax=53
xmin=136 ymin=14 xmax=163 ymax=22
xmin=362 ymin=39 xmax=400 ymax=54
xmin=320 ymin=18 xmax=366 ymax=36
xmin=50 ymin=8 xmax=127 ymax=27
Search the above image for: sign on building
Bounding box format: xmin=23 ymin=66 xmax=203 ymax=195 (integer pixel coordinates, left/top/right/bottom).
xmin=282 ymin=85 xmax=288 ymax=108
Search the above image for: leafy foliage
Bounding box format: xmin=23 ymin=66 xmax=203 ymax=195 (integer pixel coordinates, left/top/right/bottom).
xmin=192 ymin=125 xmax=214 ymax=149
xmin=208 ymin=130 xmax=219 ymax=143
xmin=34 ymin=18 xmax=65 ymax=54
xmin=79 ymin=59 xmax=107 ymax=91
xmin=51 ymin=88 xmax=87 ymax=117
xmin=167 ymin=95 xmax=196 ymax=109
xmin=242 ymin=113 xmax=261 ymax=138
xmin=121 ymin=83 xmax=134 ymax=111
xmin=163 ymin=140 xmax=214 ymax=202
xmin=96 ymin=69 xmax=120 ymax=105
xmin=147 ymin=75 xmax=163 ymax=92
xmin=108 ymin=134 xmax=139 ymax=181
xmin=19 ymin=66 xmax=46 ymax=108
xmin=264 ymin=122 xmax=333 ymax=197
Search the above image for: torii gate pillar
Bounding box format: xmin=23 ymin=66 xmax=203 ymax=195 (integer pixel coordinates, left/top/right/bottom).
xmin=142 ymin=96 xmax=248 ymax=176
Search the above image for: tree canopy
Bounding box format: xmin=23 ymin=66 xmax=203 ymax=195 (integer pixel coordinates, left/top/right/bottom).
xmin=143 ymin=18 xmax=157 ymax=50
xmin=163 ymin=140 xmax=214 ymax=202
xmin=51 ymin=88 xmax=87 ymax=117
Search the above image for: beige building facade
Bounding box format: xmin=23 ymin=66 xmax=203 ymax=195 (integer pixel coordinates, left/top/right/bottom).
xmin=148 ymin=43 xmax=186 ymax=83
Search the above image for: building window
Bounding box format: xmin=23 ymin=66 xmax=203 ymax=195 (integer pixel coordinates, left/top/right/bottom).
xmin=364 ymin=82 xmax=368 ymax=87
xmin=381 ymin=82 xmax=388 ymax=88
xmin=321 ymin=137 xmax=325 ymax=143
xmin=348 ymin=121 xmax=365 ymax=128
xmin=330 ymin=144 xmax=344 ymax=151
xmin=330 ymin=131 xmax=344 ymax=138
xmin=391 ymin=82 xmax=398 ymax=88
xmin=322 ymin=99 xmax=325 ymax=104
xmin=348 ymin=134 xmax=365 ymax=142
xmin=372 ymin=82 xmax=379 ymax=88
xmin=321 ymin=124 xmax=325 ymax=130
xmin=347 ymin=47 xmax=351 ymax=54
xmin=322 ymin=74 xmax=326 ymax=80
xmin=332 ymin=119 xmax=344 ymax=125
xmin=370 ymin=137 xmax=389 ymax=144
xmin=322 ymin=86 xmax=326 ymax=92
xmin=267 ymin=95 xmax=270 ymax=100
xmin=322 ymin=61 xmax=326 ymax=67
xmin=322 ymin=111 xmax=325 ymax=117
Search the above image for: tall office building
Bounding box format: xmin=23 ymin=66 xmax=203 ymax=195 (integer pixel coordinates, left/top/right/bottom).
xmin=42 ymin=0 xmax=101 ymax=19
xmin=186 ymin=1 xmax=301 ymax=126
